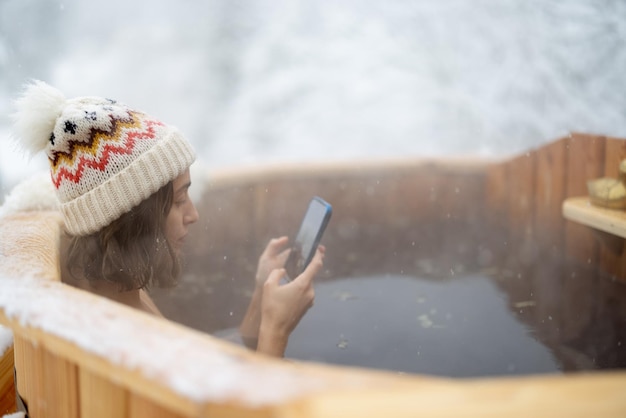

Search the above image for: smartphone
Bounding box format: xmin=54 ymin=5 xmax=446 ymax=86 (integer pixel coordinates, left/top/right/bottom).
xmin=284 ymin=196 xmax=332 ymax=281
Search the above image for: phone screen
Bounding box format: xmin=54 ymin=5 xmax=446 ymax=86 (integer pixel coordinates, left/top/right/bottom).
xmin=284 ymin=197 xmax=332 ymax=280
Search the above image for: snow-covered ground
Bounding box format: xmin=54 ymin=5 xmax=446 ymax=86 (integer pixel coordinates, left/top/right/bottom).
xmin=1 ymin=0 xmax=625 ymax=197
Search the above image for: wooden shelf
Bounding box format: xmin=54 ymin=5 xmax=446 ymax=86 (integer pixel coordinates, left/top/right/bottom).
xmin=563 ymin=197 xmax=626 ymax=239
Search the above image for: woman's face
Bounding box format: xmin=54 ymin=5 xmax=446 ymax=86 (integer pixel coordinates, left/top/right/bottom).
xmin=164 ymin=169 xmax=199 ymax=253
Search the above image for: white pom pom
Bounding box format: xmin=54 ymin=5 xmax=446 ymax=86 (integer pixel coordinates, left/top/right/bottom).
xmin=0 ymin=172 xmax=58 ymax=219
xmin=11 ymin=80 xmax=66 ymax=156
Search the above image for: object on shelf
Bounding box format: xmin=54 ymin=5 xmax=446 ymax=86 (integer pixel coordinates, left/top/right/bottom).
xmin=587 ymin=159 xmax=626 ymax=209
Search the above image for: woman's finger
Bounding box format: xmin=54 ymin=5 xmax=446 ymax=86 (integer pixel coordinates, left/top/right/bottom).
xmin=293 ymin=248 xmax=324 ymax=286
xmin=265 ymin=236 xmax=289 ymax=256
xmin=277 ymin=247 xmax=291 ymax=266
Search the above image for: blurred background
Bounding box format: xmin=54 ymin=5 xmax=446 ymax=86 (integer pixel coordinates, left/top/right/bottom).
xmin=1 ymin=0 xmax=625 ymax=195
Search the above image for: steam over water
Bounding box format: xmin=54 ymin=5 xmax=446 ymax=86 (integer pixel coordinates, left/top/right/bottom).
xmin=1 ymin=0 xmax=626 ymax=192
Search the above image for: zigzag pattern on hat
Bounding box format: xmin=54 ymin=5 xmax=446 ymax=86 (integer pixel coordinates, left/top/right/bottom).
xmin=50 ymin=110 xmax=137 ymax=167
xmin=51 ymin=111 xmax=164 ymax=189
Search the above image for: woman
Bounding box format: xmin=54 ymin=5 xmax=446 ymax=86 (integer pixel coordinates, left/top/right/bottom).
xmin=11 ymin=80 xmax=323 ymax=358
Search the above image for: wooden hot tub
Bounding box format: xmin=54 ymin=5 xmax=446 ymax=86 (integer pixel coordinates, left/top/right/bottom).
xmin=0 ymin=132 xmax=624 ymax=417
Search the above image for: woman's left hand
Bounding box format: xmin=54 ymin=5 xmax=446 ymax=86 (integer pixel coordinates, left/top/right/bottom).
xmin=255 ymin=236 xmax=291 ymax=288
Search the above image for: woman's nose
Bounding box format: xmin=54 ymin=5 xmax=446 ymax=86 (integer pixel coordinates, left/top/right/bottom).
xmin=185 ymin=201 xmax=199 ymax=224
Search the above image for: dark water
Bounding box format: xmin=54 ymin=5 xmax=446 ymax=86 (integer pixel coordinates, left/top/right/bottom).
xmin=283 ymin=275 xmax=560 ymax=377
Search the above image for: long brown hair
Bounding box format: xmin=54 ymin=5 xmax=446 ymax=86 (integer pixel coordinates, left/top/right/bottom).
xmin=65 ymin=181 xmax=181 ymax=291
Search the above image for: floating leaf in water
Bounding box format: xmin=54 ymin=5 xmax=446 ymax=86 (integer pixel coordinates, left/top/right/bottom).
xmin=345 ymin=253 xmax=359 ymax=263
xmin=416 ymin=314 xmax=446 ymax=329
xmin=513 ymin=300 xmax=536 ymax=308
xmin=332 ymin=290 xmax=357 ymax=301
xmin=415 ymin=259 xmax=434 ymax=274
xmin=417 ymin=314 xmax=433 ymax=328
xmin=481 ymin=267 xmax=499 ymax=276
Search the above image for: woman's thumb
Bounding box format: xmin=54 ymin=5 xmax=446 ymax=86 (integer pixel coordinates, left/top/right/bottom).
xmin=266 ymin=268 xmax=286 ymax=286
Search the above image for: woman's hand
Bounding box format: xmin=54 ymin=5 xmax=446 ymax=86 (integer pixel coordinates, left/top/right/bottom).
xmin=239 ymin=236 xmax=292 ymax=349
xmin=257 ymin=245 xmax=325 ymax=357
xmin=255 ymin=236 xmax=291 ymax=288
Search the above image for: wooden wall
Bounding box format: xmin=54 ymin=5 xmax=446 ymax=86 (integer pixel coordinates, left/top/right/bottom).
xmin=0 ymin=345 xmax=15 ymax=415
xmin=485 ymin=133 xmax=626 ymax=367
xmin=485 ymin=133 xmax=626 ymax=279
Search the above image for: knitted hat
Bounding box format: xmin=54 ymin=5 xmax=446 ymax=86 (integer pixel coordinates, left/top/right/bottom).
xmin=11 ymin=80 xmax=196 ymax=236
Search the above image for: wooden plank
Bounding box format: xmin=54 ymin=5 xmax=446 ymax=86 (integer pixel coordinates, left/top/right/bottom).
xmin=0 ymin=388 xmax=15 ymax=417
xmin=12 ymin=336 xmax=25 ymax=407
xmin=387 ymin=166 xmax=423 ymax=223
xmin=43 ymin=349 xmax=79 ymax=418
xmin=80 ymin=368 xmax=128 ymax=418
xmin=531 ymin=139 xmax=567 ymax=344
xmin=438 ymin=170 xmax=489 ymax=274
xmin=203 ymin=403 xmax=273 ymax=418
xmin=486 ymin=162 xmax=509 ymax=222
xmin=278 ymin=374 xmax=626 ymax=418
xmin=534 ymin=138 xmax=567 ymax=255
xmin=129 ymin=392 xmax=186 ymax=418
xmin=441 ymin=170 xmax=486 ymax=222
xmin=507 ymin=151 xmax=537 ymax=265
xmin=603 ymin=137 xmax=626 ymax=178
xmin=563 ymin=133 xmax=605 ymax=264
xmin=393 ymin=166 xmax=445 ymax=265
xmin=0 ymin=345 xmax=15 ymax=416
xmin=508 ymin=152 xmax=537 ymax=225
xmin=600 ymin=137 xmax=626 ymax=282
xmin=15 ymin=337 xmax=44 ymax=417
xmin=563 ymin=197 xmax=626 ymax=238
xmin=483 ymin=162 xmax=510 ymax=265
xmin=561 ymin=134 xmax=605 ymax=344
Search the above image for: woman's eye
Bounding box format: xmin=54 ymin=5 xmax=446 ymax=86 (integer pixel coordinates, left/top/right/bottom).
xmin=175 ymin=191 xmax=190 ymax=206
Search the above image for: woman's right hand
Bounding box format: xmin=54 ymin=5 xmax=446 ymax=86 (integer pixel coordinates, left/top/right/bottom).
xmin=256 ymin=245 xmax=325 ymax=357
